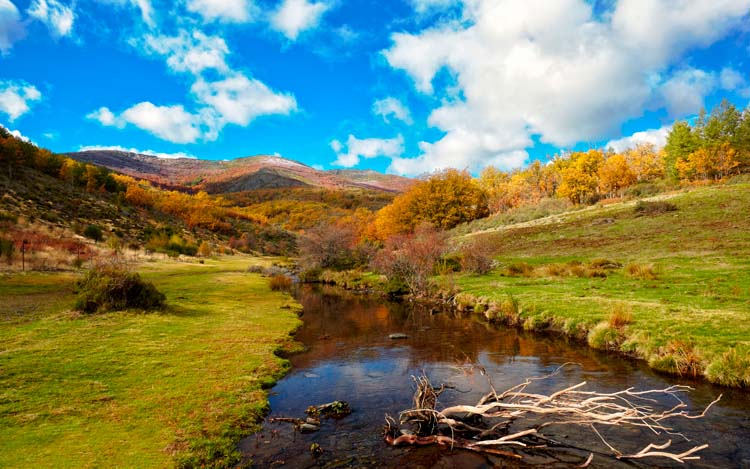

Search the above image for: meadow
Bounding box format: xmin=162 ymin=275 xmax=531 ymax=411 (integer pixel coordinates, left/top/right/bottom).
xmin=0 ymin=257 xmax=301 ymax=468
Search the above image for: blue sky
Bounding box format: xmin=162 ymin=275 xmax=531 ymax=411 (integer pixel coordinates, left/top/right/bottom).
xmin=1 ymin=0 xmax=749 ymax=175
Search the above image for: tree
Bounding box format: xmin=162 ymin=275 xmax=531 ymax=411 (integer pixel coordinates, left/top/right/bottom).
xmin=556 ymin=149 xmax=604 ymax=204
xmin=83 ymin=225 xmax=104 ymax=243
xmin=664 ymin=121 xmax=699 ymax=182
xmin=373 ymin=169 xmax=489 ymax=238
xmin=598 ymin=153 xmax=636 ymax=197
xmin=197 ymin=241 xmax=212 ymax=257
xmin=298 ymin=222 xmax=359 ymax=271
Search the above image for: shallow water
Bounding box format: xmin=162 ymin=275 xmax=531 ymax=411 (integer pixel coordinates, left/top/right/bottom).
xmin=241 ymin=285 xmax=750 ymax=468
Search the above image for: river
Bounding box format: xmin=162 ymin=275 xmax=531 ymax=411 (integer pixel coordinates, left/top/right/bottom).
xmin=241 ymin=285 xmax=750 ymax=468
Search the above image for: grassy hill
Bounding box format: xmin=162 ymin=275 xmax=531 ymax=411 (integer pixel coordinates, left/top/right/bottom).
xmin=449 ymin=182 xmax=750 ymax=386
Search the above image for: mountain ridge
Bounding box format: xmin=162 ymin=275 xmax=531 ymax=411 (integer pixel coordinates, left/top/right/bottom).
xmin=66 ymin=150 xmax=413 ymax=194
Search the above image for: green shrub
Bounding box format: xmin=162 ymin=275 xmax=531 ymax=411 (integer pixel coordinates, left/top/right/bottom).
xmin=0 ymin=238 xmax=13 ymax=264
xmin=74 ymin=265 xmax=165 ymax=314
xmin=83 ymin=224 xmax=104 ymax=242
xmin=634 ymin=200 xmax=677 ymax=216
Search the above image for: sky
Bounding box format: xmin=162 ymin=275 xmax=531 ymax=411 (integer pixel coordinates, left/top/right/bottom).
xmin=1 ymin=0 xmax=749 ymax=176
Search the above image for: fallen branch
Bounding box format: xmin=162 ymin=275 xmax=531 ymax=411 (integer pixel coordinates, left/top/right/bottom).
xmin=384 ymin=365 xmax=720 ymax=465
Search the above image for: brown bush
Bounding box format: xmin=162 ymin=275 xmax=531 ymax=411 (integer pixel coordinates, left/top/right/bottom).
xmin=269 ymin=275 xmax=293 ymax=292
xmin=459 ymin=239 xmax=494 ymax=274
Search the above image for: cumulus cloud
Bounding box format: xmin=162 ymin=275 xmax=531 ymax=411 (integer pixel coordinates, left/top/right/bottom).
xmin=660 ymin=68 xmax=718 ymax=117
xmin=142 ymin=30 xmax=230 ymax=76
xmin=411 ymin=0 xmax=456 ymax=14
xmin=381 ymin=0 xmax=750 ymax=175
xmin=27 ymin=0 xmax=75 ymax=38
xmin=605 ymin=125 xmax=672 ymax=153
xmin=0 ymin=124 xmax=35 ymax=144
xmin=373 ymin=97 xmax=413 ymax=124
xmin=78 ymin=145 xmax=197 ymax=159
xmin=271 ymin=0 xmax=329 ymax=40
xmin=86 ymin=107 xmax=118 ymax=126
xmin=191 ymin=74 xmax=297 ymax=128
xmin=186 ymin=0 xmax=257 ymax=23
xmin=0 ymin=81 xmax=42 ymax=121
xmin=331 ymin=134 xmax=404 ymax=167
xmin=0 ymin=0 xmax=25 ymax=54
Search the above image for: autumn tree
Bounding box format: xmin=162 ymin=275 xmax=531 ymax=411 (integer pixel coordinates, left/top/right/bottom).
xmin=373 ymin=169 xmax=488 ymax=238
xmin=598 ymin=153 xmax=636 ymax=198
xmin=556 ymin=149 xmax=604 ymax=204
xmin=623 ymin=143 xmax=663 ymax=182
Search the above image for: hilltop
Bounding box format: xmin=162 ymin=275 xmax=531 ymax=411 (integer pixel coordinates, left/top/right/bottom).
xmin=66 ymin=150 xmax=413 ymax=194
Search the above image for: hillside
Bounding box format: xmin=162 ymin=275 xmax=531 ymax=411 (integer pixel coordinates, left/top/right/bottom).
xmin=66 ymin=150 xmax=413 ymax=194
xmin=449 ymin=182 xmax=750 ymax=386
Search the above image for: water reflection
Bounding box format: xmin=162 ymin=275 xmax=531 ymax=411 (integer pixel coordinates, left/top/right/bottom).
xmin=242 ymin=285 xmax=750 ymax=468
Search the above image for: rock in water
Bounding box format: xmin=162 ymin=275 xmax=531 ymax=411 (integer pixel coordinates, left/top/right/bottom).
xmin=389 ymin=333 xmax=408 ymax=339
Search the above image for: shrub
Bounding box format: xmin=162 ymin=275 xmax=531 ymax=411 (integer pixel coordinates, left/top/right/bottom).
xmin=197 ymin=241 xmax=212 ymax=257
xmin=649 ymin=340 xmax=703 ymax=379
xmin=269 ymin=275 xmax=293 ymax=291
xmin=625 ymin=262 xmax=658 ymax=280
xmin=458 ymin=239 xmax=494 ymax=274
xmin=83 ymin=224 xmax=104 ymax=242
xmin=634 ymin=200 xmax=677 ymax=216
xmin=587 ymin=322 xmax=623 ymax=350
xmin=705 ymin=349 xmax=750 ymax=387
xmin=504 ymin=262 xmax=534 ymax=277
xmin=0 ymin=238 xmax=13 ymax=264
xmin=74 ymin=265 xmax=165 ymax=314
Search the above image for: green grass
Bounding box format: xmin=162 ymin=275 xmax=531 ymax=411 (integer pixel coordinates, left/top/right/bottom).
xmin=453 ymin=184 xmax=750 ymax=386
xmin=0 ymin=256 xmax=302 ymax=468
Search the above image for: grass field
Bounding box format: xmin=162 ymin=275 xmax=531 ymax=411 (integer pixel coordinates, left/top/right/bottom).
xmin=0 ymin=257 xmax=301 ymax=468
xmin=451 ymin=183 xmax=750 ymax=387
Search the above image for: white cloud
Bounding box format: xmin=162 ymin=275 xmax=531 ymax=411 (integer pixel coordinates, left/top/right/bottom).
xmin=411 ymin=0 xmax=456 ymax=14
xmin=98 ymin=0 xmax=154 ymax=27
xmin=107 ymin=102 xmax=203 ymax=144
xmin=0 ymin=124 xmax=34 ymax=144
xmin=78 ymin=145 xmax=197 ymax=159
xmin=605 ymin=125 xmax=672 ymax=153
xmin=381 ymin=0 xmax=750 ymax=175
xmin=191 ymin=74 xmax=298 ymax=128
xmin=0 ymin=0 xmax=25 ymax=54
xmin=271 ymin=0 xmax=329 ymax=40
xmin=0 ymin=81 xmax=42 ymax=121
xmin=142 ymin=30 xmax=230 ymax=76
xmin=719 ymin=66 xmax=750 ymax=97
xmin=86 ymin=107 xmax=119 ymax=126
xmin=27 ymin=0 xmax=75 ymax=38
xmin=660 ymin=68 xmax=717 ymax=117
xmin=330 ymin=134 xmax=404 ymax=167
xmin=186 ymin=0 xmax=257 ymax=22
xmin=373 ymin=97 xmax=413 ymax=124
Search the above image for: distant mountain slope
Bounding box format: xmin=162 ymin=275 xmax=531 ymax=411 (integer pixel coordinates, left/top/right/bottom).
xmin=66 ymin=151 xmax=413 ymax=193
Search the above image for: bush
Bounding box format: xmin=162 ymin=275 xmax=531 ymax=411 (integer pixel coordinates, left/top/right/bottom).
xmin=458 ymin=239 xmax=494 ymax=274
xmin=504 ymin=262 xmax=534 ymax=277
xmin=74 ymin=265 xmax=165 ymax=314
xmin=0 ymin=238 xmax=13 ymax=264
xmin=625 ymin=262 xmax=658 ymax=280
xmin=83 ymin=224 xmax=104 ymax=242
xmin=269 ymin=275 xmax=293 ymax=291
xmin=634 ymin=200 xmax=677 ymax=216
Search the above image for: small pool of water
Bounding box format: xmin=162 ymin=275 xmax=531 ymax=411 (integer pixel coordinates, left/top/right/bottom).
xmin=241 ymin=286 xmax=750 ymax=468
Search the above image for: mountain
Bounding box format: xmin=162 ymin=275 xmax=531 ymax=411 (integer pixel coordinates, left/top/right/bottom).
xmin=66 ymin=151 xmax=413 ymax=194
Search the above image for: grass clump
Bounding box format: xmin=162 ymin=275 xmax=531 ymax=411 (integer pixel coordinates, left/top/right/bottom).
xmin=634 ymin=200 xmax=677 ymax=216
xmin=74 ymin=264 xmax=165 ymax=314
xmin=587 ymin=322 xmax=623 ymax=351
xmin=269 ymin=274 xmax=293 ymax=291
xmin=624 ymin=262 xmax=658 ymax=280
xmin=649 ymin=340 xmax=704 ymax=379
xmin=705 ymin=349 xmax=750 ymax=387
xmin=607 ymin=305 xmax=633 ymax=329
xmin=504 ymin=261 xmax=534 ymax=277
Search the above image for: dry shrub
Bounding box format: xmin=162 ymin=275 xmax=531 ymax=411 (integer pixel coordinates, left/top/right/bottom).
xmin=608 ymin=305 xmax=633 ymax=328
xmin=542 ymin=263 xmax=566 ymax=277
xmin=625 ymin=262 xmax=658 ymax=280
xmin=269 ymin=275 xmax=293 ymax=292
xmin=504 ymin=262 xmax=534 ymax=277
xmin=589 ymin=258 xmax=622 ymax=269
xmin=458 ymin=239 xmax=494 ymax=274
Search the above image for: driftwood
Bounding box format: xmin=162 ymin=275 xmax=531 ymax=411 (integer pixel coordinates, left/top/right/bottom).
xmin=384 ymin=364 xmax=720 ymax=465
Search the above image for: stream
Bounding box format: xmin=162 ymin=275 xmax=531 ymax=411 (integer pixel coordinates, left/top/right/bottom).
xmin=241 ymin=285 xmax=750 ymax=468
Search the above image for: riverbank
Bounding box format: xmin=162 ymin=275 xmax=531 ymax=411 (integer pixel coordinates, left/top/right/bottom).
xmin=321 ymin=183 xmax=750 ymax=388
xmin=0 ymin=257 xmax=302 ymax=468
